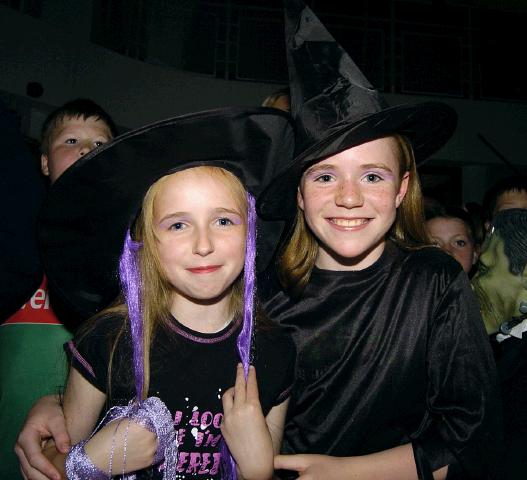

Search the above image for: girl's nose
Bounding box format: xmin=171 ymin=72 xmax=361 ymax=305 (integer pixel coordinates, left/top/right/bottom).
xmin=193 ymin=227 xmax=214 ymax=256
xmin=335 ymin=180 xmax=363 ymax=208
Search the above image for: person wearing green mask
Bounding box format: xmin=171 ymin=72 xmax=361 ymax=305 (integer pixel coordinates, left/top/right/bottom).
xmin=472 ymin=209 xmax=527 ymax=336
xmin=471 ymin=208 xmax=527 ymax=480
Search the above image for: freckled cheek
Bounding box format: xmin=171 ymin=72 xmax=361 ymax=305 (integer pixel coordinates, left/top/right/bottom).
xmin=301 ymin=189 xmax=333 ymax=213
xmin=367 ymin=187 xmax=399 ymax=210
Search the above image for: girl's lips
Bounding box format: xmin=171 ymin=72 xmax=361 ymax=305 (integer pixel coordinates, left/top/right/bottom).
xmin=186 ymin=265 xmax=221 ymax=274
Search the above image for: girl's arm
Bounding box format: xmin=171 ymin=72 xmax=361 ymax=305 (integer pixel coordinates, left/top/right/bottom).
xmin=274 ymin=445 xmax=448 ymax=480
xmin=222 ymin=364 xmax=287 ymax=480
xmin=15 ymin=394 xmax=70 ymax=480
xmin=265 ymin=398 xmax=289 ymax=456
xmin=63 ymin=369 xmax=107 ymax=444
xmin=42 ymin=368 xmax=106 ymax=475
xmin=44 ymin=368 xmax=158 ymax=477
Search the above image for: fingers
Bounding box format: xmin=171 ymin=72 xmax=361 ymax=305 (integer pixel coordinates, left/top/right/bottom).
xmin=48 ymin=419 xmax=71 ymax=454
xmin=274 ymin=454 xmax=306 ymax=473
xmin=222 ymin=363 xmax=261 ymax=421
xmin=221 ymin=386 xmax=235 ymax=412
xmin=15 ymin=426 xmax=63 ymax=480
xmin=233 ymin=363 xmax=247 ymax=405
xmin=15 ymin=441 xmax=61 ymax=480
xmin=245 ymin=365 xmax=259 ymax=401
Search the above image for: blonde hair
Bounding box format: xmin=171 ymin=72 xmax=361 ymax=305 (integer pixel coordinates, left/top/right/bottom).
xmin=278 ymin=135 xmax=430 ymax=296
xmin=82 ymin=166 xmax=249 ymax=400
xmin=261 ymin=87 xmax=290 ymax=112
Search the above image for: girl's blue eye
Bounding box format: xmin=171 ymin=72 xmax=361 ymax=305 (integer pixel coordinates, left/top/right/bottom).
xmin=315 ymin=174 xmax=333 ymax=183
xmin=364 ymin=173 xmax=381 ymax=183
xmin=65 ymin=138 xmax=77 ymax=145
xmin=217 ymin=217 xmax=234 ymax=227
xmin=170 ymin=222 xmax=185 ymax=231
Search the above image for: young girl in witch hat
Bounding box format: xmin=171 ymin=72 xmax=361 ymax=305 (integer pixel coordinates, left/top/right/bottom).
xmin=257 ymin=1 xmax=502 ymax=479
xmin=36 ymin=107 xmax=295 ymax=479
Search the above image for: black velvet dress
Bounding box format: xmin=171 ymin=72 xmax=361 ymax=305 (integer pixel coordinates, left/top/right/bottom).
xmin=261 ymin=242 xmax=502 ymax=479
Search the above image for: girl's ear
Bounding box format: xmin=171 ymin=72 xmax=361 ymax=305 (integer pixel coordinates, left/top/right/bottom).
xmin=395 ymin=171 xmax=410 ymax=207
xmin=41 ymin=154 xmax=50 ymax=177
xmin=472 ymin=248 xmax=479 ymax=266
xmin=297 ymin=186 xmax=305 ymax=211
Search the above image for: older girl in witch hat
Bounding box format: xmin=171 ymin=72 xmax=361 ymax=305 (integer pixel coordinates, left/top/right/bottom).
xmin=36 ymin=107 xmax=295 ymax=480
xmin=256 ymin=1 xmax=501 ymax=479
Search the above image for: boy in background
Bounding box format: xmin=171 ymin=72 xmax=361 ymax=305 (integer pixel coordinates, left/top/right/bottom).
xmin=0 ymin=99 xmax=117 ymax=479
xmin=483 ymin=175 xmax=527 ymax=231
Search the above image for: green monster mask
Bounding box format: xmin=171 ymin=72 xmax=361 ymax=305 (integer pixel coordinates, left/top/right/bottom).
xmin=471 ymin=209 xmax=527 ymax=335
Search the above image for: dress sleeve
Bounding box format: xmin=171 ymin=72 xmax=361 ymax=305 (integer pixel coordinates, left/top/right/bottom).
xmin=411 ymin=271 xmax=502 ymax=479
xmin=64 ymin=316 xmax=125 ymax=394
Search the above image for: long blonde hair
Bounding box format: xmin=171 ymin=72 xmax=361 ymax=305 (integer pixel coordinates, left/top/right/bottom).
xmin=278 ymin=134 xmax=430 ymax=296
xmin=80 ymin=166 xmax=249 ymax=400
xmin=135 ymin=166 xmax=248 ymax=398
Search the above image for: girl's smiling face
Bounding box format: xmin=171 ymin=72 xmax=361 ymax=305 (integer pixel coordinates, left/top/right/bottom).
xmin=298 ymin=137 xmax=409 ymax=271
xmin=152 ymin=168 xmax=247 ymax=308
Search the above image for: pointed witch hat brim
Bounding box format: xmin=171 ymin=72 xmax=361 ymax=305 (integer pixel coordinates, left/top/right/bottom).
xmin=39 ymin=106 xmax=294 ymax=319
xmin=257 ymin=0 xmax=457 ymax=220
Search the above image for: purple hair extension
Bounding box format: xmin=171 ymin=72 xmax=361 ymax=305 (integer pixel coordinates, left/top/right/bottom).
xmin=220 ymin=440 xmax=238 ymax=480
xmin=119 ymin=229 xmax=144 ymax=400
xmin=221 ymin=192 xmax=258 ymax=480
xmin=238 ymin=191 xmax=257 ymax=377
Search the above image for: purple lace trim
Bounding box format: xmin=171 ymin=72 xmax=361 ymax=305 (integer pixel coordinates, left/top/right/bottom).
xmin=66 ymin=340 xmax=96 ymax=379
xmin=168 ymin=318 xmax=240 ymax=344
xmin=65 ymin=397 xmax=177 ymax=479
xmin=65 ymin=440 xmax=107 ymax=479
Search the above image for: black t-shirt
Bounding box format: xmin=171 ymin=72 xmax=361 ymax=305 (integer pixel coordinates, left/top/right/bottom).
xmin=66 ymin=315 xmax=295 ymax=479
xmin=262 ymin=242 xmax=502 ymax=480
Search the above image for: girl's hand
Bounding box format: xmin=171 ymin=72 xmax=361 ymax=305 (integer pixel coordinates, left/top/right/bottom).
xmin=274 ymin=447 xmax=448 ymax=480
xmin=221 ymin=364 xmax=274 ymax=480
xmin=84 ymin=419 xmax=158 ymax=474
xmin=15 ymin=394 xmax=70 ymax=480
xmin=275 ymin=454 xmax=345 ymax=480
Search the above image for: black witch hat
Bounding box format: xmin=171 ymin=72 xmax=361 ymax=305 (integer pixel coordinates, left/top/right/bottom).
xmin=257 ymin=0 xmax=457 ymax=219
xmin=39 ymin=107 xmax=294 ymax=319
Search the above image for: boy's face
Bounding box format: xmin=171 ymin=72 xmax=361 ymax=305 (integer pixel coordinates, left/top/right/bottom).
xmin=495 ymin=189 xmax=527 ymax=214
xmin=41 ymin=116 xmax=113 ymax=183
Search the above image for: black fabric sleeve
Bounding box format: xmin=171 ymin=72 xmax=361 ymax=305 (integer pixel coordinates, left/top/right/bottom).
xmin=253 ymin=326 xmax=296 ymax=414
xmin=412 ymin=271 xmax=502 ymax=479
xmin=64 ymin=315 xmax=125 ymax=394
